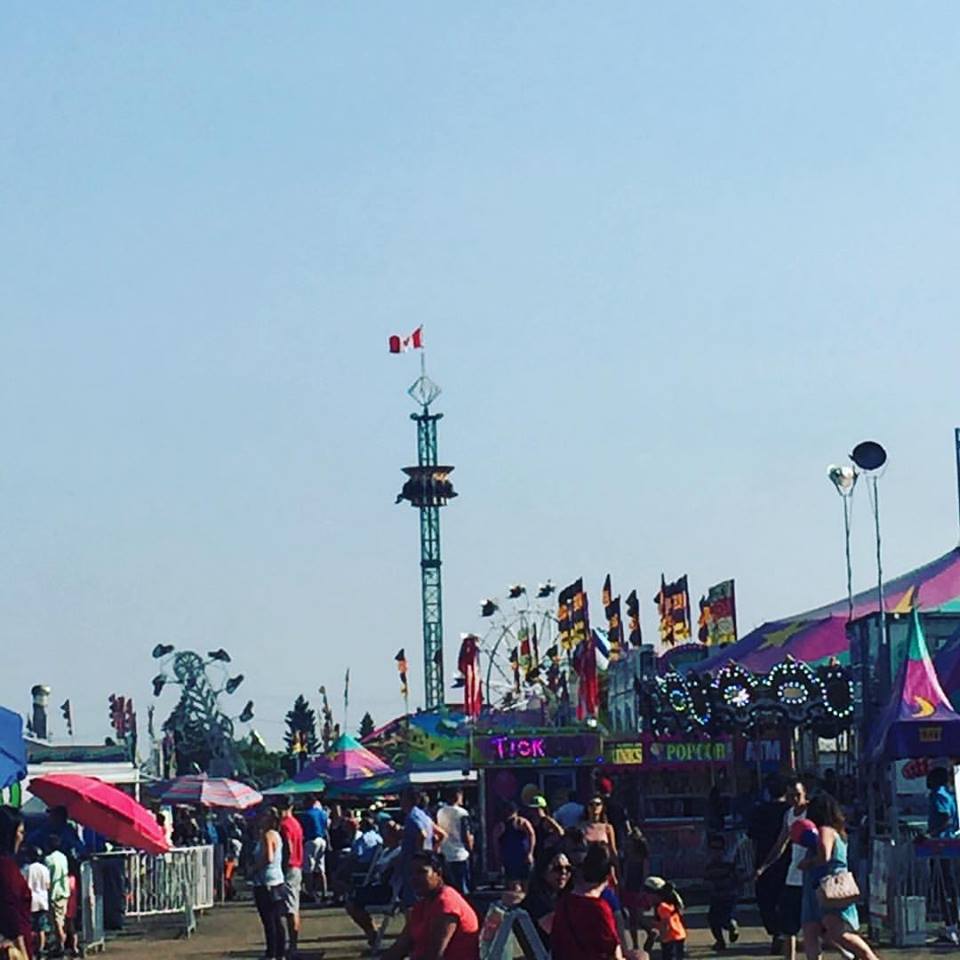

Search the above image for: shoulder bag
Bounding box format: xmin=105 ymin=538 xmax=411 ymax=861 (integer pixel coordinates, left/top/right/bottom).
xmin=817 ymin=870 xmax=860 ymax=909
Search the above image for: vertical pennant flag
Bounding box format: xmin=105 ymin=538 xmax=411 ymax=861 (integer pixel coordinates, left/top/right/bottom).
xmin=698 ymin=579 xmax=738 ymax=646
xmin=573 ymin=630 xmax=599 ymax=720
xmin=509 ymin=647 xmax=521 ymax=695
xmin=625 ymin=590 xmax=643 ymax=647
xmin=557 ymin=579 xmax=581 ymax=650
xmin=458 ymin=634 xmax=483 ymax=719
xmin=344 ymin=668 xmax=350 ymax=710
xmin=518 ymin=626 xmax=532 ymax=678
xmin=395 ymin=649 xmax=409 ymax=697
xmin=571 ymin=582 xmax=589 ymax=649
xmin=605 ymin=595 xmax=623 ymax=661
xmin=654 ymin=574 xmax=692 ymax=646
xmin=527 ymin=622 xmax=541 ymax=682
xmin=601 ymin=573 xmax=621 ymax=661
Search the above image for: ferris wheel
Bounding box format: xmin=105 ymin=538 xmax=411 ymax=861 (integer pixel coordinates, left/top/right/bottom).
xmin=474 ymin=582 xmax=563 ymax=711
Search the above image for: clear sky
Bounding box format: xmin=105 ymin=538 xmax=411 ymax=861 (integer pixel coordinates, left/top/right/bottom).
xmin=3 ymin=3 xmax=960 ymax=747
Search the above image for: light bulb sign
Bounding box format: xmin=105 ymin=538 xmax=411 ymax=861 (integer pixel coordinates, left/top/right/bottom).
xmin=470 ymin=732 xmax=602 ymax=766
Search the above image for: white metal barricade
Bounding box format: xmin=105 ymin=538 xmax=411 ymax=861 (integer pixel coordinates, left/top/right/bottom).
xmin=90 ymin=845 xmax=215 ymax=920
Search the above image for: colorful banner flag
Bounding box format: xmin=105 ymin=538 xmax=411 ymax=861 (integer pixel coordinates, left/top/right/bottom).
xmin=605 ymin=595 xmax=623 ymax=661
xmin=698 ymin=579 xmax=738 ymax=646
xmin=625 ymin=589 xmax=642 ymax=647
xmin=571 ymin=585 xmax=589 ymax=649
xmin=654 ymin=574 xmax=692 ymax=646
xmin=600 ymin=573 xmax=622 ymax=659
xmin=395 ymin=649 xmax=409 ymax=697
xmin=509 ymin=647 xmax=521 ymax=695
xmin=557 ymin=578 xmax=582 ymax=651
xmin=344 ymin=668 xmax=350 ymax=710
xmin=457 ymin=634 xmax=483 ymax=719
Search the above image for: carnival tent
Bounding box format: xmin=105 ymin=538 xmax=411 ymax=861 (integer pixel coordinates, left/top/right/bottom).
xmin=295 ymin=734 xmax=392 ymax=784
xmin=868 ymin=609 xmax=960 ymax=760
xmin=700 ymin=546 xmax=960 ymax=674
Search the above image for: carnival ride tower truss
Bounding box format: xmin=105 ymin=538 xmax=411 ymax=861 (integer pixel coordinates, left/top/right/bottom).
xmin=396 ymin=369 xmax=457 ymax=711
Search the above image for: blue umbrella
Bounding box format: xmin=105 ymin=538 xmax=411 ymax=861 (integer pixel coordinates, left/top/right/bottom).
xmin=0 ymin=707 xmax=27 ymax=790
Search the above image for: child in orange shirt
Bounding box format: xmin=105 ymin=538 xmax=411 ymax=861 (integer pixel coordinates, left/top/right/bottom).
xmin=643 ymin=876 xmax=687 ymax=960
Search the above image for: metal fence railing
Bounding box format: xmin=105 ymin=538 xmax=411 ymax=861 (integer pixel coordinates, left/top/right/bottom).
xmin=88 ymin=845 xmax=215 ymax=922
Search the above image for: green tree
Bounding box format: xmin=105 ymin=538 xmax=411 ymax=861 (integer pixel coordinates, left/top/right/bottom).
xmin=358 ymin=711 xmax=375 ymax=739
xmin=284 ymin=695 xmax=319 ymax=754
xmin=235 ymin=735 xmax=285 ymax=785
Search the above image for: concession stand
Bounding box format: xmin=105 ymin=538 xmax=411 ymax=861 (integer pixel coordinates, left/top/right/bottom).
xmin=470 ymin=729 xmax=602 ymax=873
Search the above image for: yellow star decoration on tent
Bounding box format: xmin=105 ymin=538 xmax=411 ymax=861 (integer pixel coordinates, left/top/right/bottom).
xmin=891 ymin=586 xmax=917 ymax=616
xmin=758 ymin=620 xmax=806 ymax=651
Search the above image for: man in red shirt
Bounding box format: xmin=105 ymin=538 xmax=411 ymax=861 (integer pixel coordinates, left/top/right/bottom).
xmin=278 ymin=796 xmax=305 ymax=958
xmin=381 ymin=850 xmax=479 ymax=960
xmin=551 ymin=843 xmax=626 ymax=960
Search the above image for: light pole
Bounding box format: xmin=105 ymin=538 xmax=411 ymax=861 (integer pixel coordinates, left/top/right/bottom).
xmin=850 ymin=441 xmax=888 ymax=638
xmin=827 ymin=465 xmax=859 ymax=621
xmin=849 ymin=440 xmax=889 ymax=840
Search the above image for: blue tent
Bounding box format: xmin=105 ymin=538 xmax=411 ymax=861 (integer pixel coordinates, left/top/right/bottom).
xmin=0 ymin=707 xmax=27 ymax=789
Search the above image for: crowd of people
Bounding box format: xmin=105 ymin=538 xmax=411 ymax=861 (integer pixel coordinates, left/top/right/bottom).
xmin=5 ymin=762 xmax=959 ymax=959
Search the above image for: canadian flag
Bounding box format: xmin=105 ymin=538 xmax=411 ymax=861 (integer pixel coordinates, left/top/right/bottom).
xmin=388 ymin=326 xmax=424 ymax=354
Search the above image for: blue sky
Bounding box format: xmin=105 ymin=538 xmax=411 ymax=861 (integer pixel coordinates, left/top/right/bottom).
xmin=2 ymin=3 xmax=960 ymax=746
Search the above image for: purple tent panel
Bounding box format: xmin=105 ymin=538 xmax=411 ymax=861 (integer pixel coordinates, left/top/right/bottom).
xmin=700 ymin=547 xmax=960 ymax=674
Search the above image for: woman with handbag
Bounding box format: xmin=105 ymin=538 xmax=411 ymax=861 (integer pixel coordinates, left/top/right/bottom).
xmin=799 ymin=795 xmax=879 ymax=960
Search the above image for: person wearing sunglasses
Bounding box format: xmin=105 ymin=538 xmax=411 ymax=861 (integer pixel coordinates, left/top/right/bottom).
xmin=551 ymin=843 xmax=628 ymax=960
xmin=517 ymin=850 xmax=574 ymax=951
xmin=581 ymin=796 xmax=618 ymax=856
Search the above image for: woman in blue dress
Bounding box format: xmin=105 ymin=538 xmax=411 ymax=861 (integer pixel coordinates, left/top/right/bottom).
xmin=799 ymin=794 xmax=880 ymax=960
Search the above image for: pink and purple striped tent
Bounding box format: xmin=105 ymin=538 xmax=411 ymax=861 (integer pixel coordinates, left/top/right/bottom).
xmin=294 ymin=734 xmax=392 ymax=784
xmin=700 ymin=546 xmax=960 ymax=674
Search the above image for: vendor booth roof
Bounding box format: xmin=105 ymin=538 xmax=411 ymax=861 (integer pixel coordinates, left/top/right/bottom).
xmin=700 ymin=546 xmax=960 ymax=673
xmin=868 ymin=608 xmax=960 ymax=760
xmin=295 ymin=734 xmax=392 ymax=784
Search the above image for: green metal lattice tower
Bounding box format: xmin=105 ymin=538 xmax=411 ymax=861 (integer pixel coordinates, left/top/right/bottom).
xmin=396 ymin=368 xmax=457 ymax=711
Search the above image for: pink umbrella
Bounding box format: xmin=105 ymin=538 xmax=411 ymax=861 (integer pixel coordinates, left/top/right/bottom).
xmin=29 ymin=774 xmax=170 ymax=854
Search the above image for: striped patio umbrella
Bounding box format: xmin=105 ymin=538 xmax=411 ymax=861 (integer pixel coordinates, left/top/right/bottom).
xmin=159 ymin=774 xmax=262 ymax=810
